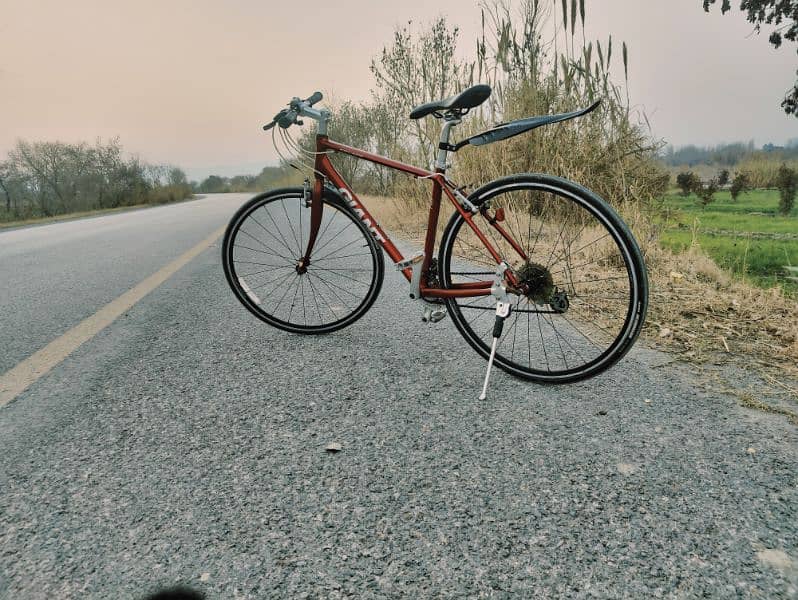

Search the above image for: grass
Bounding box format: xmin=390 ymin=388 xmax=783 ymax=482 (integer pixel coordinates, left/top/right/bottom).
xmin=658 ymin=189 xmax=798 ymax=296
xmin=661 ymin=189 xmax=797 ymax=232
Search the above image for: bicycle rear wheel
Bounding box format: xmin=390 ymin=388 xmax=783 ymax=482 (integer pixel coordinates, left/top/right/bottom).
xmin=222 ymin=188 xmax=384 ymax=334
xmin=439 ymin=174 xmax=648 ymax=383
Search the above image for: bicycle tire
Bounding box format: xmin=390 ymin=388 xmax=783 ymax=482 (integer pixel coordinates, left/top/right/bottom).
xmin=439 ymin=174 xmax=648 ymax=383
xmin=222 ymin=187 xmax=385 ymax=334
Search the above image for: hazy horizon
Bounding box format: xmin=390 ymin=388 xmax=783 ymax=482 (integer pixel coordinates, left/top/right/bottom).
xmin=2 ymin=0 xmax=797 ymax=180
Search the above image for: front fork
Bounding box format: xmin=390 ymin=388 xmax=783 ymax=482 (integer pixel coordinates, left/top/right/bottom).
xmin=299 ymin=176 xmax=324 ymax=270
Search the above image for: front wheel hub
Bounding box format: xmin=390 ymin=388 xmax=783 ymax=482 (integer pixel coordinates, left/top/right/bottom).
xmin=295 ymin=259 xmax=308 ymax=274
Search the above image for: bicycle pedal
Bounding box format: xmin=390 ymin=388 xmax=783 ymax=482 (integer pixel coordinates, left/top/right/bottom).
xmin=421 ymin=306 xmax=447 ymax=323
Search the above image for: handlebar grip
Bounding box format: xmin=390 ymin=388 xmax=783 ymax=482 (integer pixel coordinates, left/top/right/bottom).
xmin=263 ymin=121 xmax=276 ymax=131
xmin=277 ymin=108 xmax=298 ymax=129
xmin=305 ymin=91 xmax=323 ymax=106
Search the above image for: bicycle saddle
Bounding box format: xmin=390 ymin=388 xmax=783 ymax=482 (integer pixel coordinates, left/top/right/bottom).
xmin=409 ymin=84 xmax=492 ymax=119
xmin=454 ymin=100 xmax=601 ymax=150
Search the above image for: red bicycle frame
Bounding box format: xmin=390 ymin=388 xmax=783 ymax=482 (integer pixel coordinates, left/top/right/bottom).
xmin=301 ymin=134 xmax=527 ymax=299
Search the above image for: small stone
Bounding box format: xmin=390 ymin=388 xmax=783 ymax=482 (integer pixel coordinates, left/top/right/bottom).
xmin=644 ymin=399 xmax=652 ymax=404
xmin=756 ymin=549 xmax=795 ymax=573
xmin=200 ymin=572 xmax=210 ymax=582
xmin=326 ymin=442 xmax=342 ymax=453
xmin=747 ymin=447 xmax=756 ymax=455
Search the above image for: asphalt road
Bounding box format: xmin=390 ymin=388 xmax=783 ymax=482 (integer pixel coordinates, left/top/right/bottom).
xmin=0 ymin=196 xmax=246 ymax=374
xmin=1 ymin=194 xmax=797 ymax=598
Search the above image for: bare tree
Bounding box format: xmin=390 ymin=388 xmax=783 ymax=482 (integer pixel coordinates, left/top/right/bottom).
xmin=0 ymin=164 xmax=12 ymax=212
xmin=0 ymin=138 xmax=192 ymax=221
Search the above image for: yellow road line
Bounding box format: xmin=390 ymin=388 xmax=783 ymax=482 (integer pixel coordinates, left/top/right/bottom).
xmin=0 ymin=226 xmax=225 ymax=408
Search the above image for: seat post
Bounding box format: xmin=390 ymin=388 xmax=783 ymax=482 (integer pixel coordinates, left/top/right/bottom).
xmin=435 ymin=115 xmax=461 ymax=171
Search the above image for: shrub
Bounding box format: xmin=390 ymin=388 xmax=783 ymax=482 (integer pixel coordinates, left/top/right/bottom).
xmin=676 ymin=171 xmax=700 ymax=196
xmin=694 ymin=177 xmax=719 ymax=209
xmin=776 ymin=163 xmax=797 ymax=215
xmin=729 ymin=171 xmax=751 ymax=201
xmin=718 ymin=169 xmax=730 ymax=186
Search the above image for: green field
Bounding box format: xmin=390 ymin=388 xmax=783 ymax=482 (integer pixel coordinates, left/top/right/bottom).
xmin=658 ymin=189 xmax=798 ymax=295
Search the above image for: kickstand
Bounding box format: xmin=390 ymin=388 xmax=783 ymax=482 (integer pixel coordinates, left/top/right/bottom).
xmin=479 ymin=261 xmax=513 ymax=400
xmin=479 ymin=300 xmax=512 ymax=400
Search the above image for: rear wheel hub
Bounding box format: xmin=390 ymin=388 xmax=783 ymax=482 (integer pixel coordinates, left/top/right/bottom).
xmin=516 ymin=261 xmax=554 ymax=304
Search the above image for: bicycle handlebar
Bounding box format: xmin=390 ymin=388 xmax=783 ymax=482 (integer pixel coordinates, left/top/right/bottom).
xmin=304 ymin=91 xmax=323 ymax=107
xmin=262 ymin=91 xmax=324 ymax=131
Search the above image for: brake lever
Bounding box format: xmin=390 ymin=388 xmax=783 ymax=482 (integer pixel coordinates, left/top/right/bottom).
xmin=264 ymin=108 xmax=290 ymax=131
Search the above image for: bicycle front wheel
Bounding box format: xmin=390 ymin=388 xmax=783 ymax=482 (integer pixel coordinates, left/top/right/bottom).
xmin=222 ymin=188 xmax=385 ymax=334
xmin=439 ymin=174 xmax=648 ymax=383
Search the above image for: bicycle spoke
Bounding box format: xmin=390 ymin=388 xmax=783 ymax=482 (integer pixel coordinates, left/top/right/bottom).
xmin=313 ymin=235 xmax=366 ymax=263
xmin=233 ymin=259 xmax=291 ymax=267
xmin=304 ymin=273 xmax=325 ymax=324
xmin=314 ymin=251 xmax=372 ymax=263
xmin=235 ymin=230 xmax=292 ymax=261
xmin=544 ymin=313 xmax=570 ymax=371
xmin=311 ymin=272 xmax=367 ymax=299
xmin=247 ymin=212 xmax=296 ymax=258
xmin=312 ymin=208 xmax=339 ymax=252
xmin=272 ymin=273 xmax=299 ymax=318
xmin=310 ymin=271 xmax=356 ymax=314
xmin=528 ymin=214 xmax=546 ymax=259
xmin=247 ymin=269 xmax=298 ymax=291
xmin=287 ymin=274 xmax=302 ymax=323
xmin=544 ymin=213 xmax=572 ymax=271
xmin=249 ymin=212 xmax=294 ymax=258
xmin=546 ymin=220 xmax=591 ymax=272
xmin=454 ymin=237 xmax=497 ymax=267
xmin=300 ymin=275 xmax=308 ymax=326
xmin=548 ymin=234 xmax=614 ymax=276
xmin=559 ymin=311 xmax=603 ymax=350
xmin=309 ymin=217 xmax=354 ymax=257
xmin=260 ymin=204 xmax=299 ymax=258
xmin=279 ymin=199 xmax=302 ymax=255
xmin=526 ymin=308 xmax=532 ymax=367
xmin=307 ymin=273 xmax=343 ymax=322
xmin=543 ymin=312 xmax=588 ymax=367
xmin=309 ymin=266 xmax=371 ymax=287
xmin=239 ymin=265 xmax=293 ymax=277
xmin=568 ymin=275 xmax=630 ymax=286
xmin=508 ymin=296 xmax=523 ymax=360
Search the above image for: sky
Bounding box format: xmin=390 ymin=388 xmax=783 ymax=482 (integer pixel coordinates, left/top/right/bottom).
xmin=1 ymin=0 xmax=796 ymax=180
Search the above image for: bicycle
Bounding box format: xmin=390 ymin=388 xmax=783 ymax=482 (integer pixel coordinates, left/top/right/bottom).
xmin=221 ymin=86 xmax=648 ymax=396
